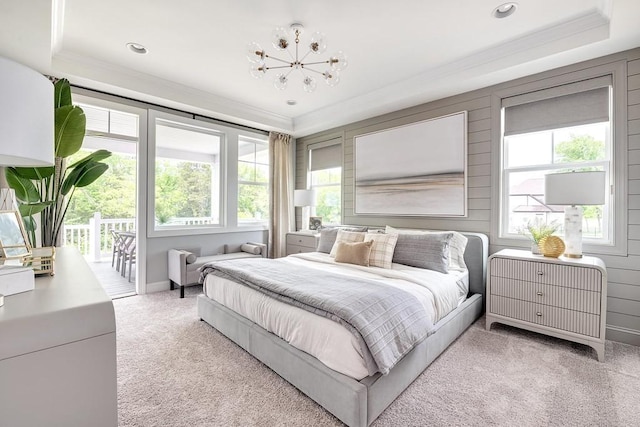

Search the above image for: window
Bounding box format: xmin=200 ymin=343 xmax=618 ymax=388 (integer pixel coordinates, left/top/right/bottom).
xmin=500 ymin=76 xmax=614 ymax=247
xmin=150 ymin=112 xmax=223 ymax=231
xmin=308 ymin=141 xmax=342 ymax=225
xmin=238 ymin=136 xmax=269 ymax=223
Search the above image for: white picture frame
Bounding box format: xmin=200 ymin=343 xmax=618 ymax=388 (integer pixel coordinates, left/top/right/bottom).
xmin=354 ymin=111 xmax=467 ymax=217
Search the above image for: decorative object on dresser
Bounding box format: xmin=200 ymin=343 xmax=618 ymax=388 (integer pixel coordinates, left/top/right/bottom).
xmin=285 ymin=231 xmax=320 ymax=255
xmin=522 ymin=218 xmax=559 ymax=255
xmin=544 ymin=171 xmax=606 ymax=258
xmin=308 ymin=215 xmax=322 ymax=231
xmin=486 ymin=249 xmax=607 ymax=361
xmin=538 ymin=235 xmax=565 ymax=258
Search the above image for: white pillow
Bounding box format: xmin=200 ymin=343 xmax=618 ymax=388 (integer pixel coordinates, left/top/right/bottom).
xmin=329 ymin=230 xmax=366 ymax=257
xmin=385 ymin=225 xmax=468 ymax=271
xmin=364 ymin=232 xmax=398 ymax=269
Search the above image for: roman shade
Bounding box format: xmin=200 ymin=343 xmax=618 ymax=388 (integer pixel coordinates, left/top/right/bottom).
xmin=503 ymin=75 xmax=611 ymax=136
xmin=309 ymin=140 xmax=341 ymax=171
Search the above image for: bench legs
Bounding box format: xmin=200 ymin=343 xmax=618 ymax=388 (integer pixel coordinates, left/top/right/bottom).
xmin=169 ymin=279 xmax=189 ymax=298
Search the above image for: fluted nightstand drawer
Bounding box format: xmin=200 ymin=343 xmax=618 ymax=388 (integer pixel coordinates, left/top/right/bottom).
xmin=490 ymin=277 xmax=601 ymax=314
xmin=490 ymin=295 xmax=600 ymax=338
xmin=490 ymin=257 xmax=602 ymax=292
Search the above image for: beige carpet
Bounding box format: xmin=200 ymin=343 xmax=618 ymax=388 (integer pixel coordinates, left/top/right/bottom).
xmin=114 ymin=287 xmax=640 ymax=426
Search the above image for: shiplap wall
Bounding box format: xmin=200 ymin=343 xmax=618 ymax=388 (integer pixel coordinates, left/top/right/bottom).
xmin=296 ymin=48 xmax=640 ymax=346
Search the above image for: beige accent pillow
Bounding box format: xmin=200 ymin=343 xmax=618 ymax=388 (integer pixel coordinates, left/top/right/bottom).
xmin=329 ymin=230 xmax=366 ymax=257
xmin=385 ymin=226 xmax=468 ymax=271
xmin=364 ymin=232 xmax=398 ymax=269
xmin=334 ymin=240 xmax=373 ymax=267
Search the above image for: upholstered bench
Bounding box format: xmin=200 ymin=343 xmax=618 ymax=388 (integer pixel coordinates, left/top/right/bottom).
xmin=167 ymin=242 xmax=267 ymax=298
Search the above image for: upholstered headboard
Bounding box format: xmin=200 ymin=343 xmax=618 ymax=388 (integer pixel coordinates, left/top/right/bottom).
xmin=461 ymin=232 xmax=489 ymax=296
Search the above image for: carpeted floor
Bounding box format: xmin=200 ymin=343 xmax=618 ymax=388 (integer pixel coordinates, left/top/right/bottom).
xmin=114 ymin=287 xmax=640 ymax=426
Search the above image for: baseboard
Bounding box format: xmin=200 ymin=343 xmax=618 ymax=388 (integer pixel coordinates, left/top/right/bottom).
xmin=146 ymin=280 xmax=171 ymax=294
xmin=606 ymin=325 xmax=640 ymax=347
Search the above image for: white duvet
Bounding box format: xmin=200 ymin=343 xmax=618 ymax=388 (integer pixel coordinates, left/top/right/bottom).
xmin=203 ymin=252 xmax=468 ymax=380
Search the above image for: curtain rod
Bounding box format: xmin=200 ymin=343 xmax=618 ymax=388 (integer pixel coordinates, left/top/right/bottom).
xmin=70 ymin=83 xmax=269 ymax=136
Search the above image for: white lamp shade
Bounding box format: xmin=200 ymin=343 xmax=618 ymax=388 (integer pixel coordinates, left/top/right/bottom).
xmin=294 ymin=189 xmax=316 ymax=207
xmin=0 ymin=56 xmax=54 ymax=166
xmin=544 ymin=171 xmax=606 ymax=206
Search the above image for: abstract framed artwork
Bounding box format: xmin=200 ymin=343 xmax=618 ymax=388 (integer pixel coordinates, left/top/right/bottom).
xmin=354 ymin=111 xmax=467 ymax=217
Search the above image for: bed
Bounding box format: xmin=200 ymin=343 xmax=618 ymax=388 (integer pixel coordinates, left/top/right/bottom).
xmin=197 ymin=231 xmax=488 ymax=426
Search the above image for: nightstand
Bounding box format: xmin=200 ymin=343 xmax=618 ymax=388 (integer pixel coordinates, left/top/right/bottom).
xmin=486 ymin=249 xmax=607 ymax=361
xmin=286 ymin=231 xmax=320 ymax=255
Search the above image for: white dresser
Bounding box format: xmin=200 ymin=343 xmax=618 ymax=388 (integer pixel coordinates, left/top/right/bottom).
xmin=286 ymin=231 xmax=320 ymax=255
xmin=486 ymin=249 xmax=607 ymax=361
xmin=0 ymin=247 xmax=117 ymax=426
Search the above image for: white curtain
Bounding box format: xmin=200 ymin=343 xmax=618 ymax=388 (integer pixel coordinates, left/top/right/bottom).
xmin=268 ymin=131 xmax=294 ymax=258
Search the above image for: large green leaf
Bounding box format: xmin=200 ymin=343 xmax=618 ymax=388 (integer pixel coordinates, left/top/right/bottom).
xmin=19 ymin=201 xmax=53 ymax=217
xmin=22 ymin=215 xmax=37 ymax=233
xmin=5 ymin=168 xmax=40 ymax=202
xmin=75 ymin=162 xmax=109 ymax=188
xmin=55 ymin=105 xmax=86 ymax=158
xmin=61 ymin=161 xmax=109 ymax=195
xmin=12 ymin=166 xmax=55 ymax=180
xmin=68 ymin=149 xmax=112 ymax=169
xmin=54 ymin=78 xmax=72 ymax=108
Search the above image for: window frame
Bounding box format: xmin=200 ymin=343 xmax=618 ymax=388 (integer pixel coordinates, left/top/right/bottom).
xmin=147 ymin=110 xmax=227 ymax=237
xmin=237 ymin=135 xmax=270 ymax=225
xmin=306 ymin=138 xmax=343 ymax=226
xmin=491 ymin=61 xmax=628 ymax=256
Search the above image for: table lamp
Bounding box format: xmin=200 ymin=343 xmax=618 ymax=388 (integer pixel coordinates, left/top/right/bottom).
xmin=294 ymin=189 xmax=316 ymax=231
xmin=544 ymin=171 xmax=606 ymax=258
xmin=0 ymin=56 xmax=54 ymax=306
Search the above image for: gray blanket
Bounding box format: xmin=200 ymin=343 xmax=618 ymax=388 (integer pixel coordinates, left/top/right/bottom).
xmin=200 ymin=257 xmax=432 ymax=375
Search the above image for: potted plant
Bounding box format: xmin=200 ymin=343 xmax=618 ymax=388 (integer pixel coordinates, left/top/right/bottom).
xmin=4 ymin=78 xmax=111 ymax=247
xmin=522 ymin=218 xmax=560 ymax=254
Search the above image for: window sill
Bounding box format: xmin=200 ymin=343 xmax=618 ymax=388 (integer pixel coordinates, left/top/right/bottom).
xmin=493 ymin=235 xmax=627 ymax=257
xmin=148 ymin=224 xmax=267 ymax=238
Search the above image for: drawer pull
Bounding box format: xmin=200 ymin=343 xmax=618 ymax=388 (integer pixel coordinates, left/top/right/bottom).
xmin=536 ymin=291 xmax=543 ymax=296
xmin=536 ymin=312 xmax=542 ymax=317
xmin=537 ymin=271 xmax=543 ymax=276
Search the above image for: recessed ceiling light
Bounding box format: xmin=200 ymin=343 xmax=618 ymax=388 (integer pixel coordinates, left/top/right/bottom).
xmin=126 ymin=42 xmax=148 ymax=54
xmin=492 ymin=2 xmax=518 ymax=18
xmin=286 ymin=100 xmax=297 ymax=106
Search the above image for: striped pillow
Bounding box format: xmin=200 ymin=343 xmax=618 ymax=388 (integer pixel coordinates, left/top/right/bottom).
xmin=364 ymin=232 xmax=398 ymax=269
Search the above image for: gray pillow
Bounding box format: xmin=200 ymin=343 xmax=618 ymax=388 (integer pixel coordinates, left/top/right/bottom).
xmin=317 ymin=226 xmax=368 ymax=254
xmin=392 ymin=232 xmax=452 ymax=274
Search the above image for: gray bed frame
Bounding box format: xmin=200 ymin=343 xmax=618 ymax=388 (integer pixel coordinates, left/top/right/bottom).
xmin=197 ymin=232 xmax=488 ymax=427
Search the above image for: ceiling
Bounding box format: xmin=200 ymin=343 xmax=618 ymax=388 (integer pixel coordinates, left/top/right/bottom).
xmin=1 ymin=0 xmax=639 ymax=137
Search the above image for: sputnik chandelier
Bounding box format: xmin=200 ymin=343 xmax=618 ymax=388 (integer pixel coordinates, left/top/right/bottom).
xmin=247 ymin=23 xmax=347 ymax=92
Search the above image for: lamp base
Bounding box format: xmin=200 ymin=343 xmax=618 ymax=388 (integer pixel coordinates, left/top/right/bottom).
xmin=563 ymin=205 xmax=583 ymax=258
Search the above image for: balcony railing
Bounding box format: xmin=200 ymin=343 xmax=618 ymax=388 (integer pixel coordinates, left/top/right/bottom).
xmin=64 ymin=213 xmax=134 ymax=261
